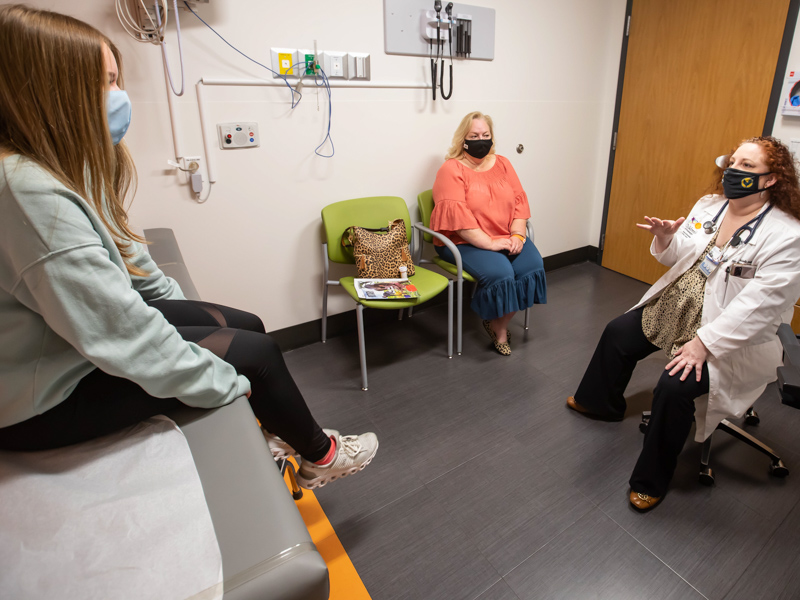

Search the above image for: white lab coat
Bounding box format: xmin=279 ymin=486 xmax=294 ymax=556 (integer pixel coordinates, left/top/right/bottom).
xmin=631 ymin=194 xmax=800 ymax=441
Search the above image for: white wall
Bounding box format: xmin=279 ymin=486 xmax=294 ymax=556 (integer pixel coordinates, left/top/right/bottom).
xmin=29 ymin=0 xmax=627 ymax=332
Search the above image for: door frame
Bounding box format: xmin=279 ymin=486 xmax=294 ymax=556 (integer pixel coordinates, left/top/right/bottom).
xmin=596 ymin=0 xmax=800 ymax=265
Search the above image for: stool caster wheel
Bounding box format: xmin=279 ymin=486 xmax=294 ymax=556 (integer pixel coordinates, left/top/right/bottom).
xmin=639 ymin=411 xmax=651 ymax=434
xmin=699 ymin=467 xmax=715 ymax=486
xmin=770 ymin=460 xmax=789 ymax=478
xmin=744 ymin=408 xmax=760 ymax=426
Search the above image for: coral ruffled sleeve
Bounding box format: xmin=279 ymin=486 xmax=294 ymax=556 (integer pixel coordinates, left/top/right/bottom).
xmin=431 ymin=159 xmax=480 ymax=244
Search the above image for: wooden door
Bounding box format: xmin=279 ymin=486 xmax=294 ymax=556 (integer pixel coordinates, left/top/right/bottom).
xmin=602 ymin=0 xmax=790 ymax=284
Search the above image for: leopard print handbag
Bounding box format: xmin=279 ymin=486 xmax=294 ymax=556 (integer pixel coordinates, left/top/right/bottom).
xmin=342 ymin=218 xmax=416 ymax=279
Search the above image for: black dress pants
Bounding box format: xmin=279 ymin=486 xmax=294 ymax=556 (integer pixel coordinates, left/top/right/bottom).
xmin=574 ymin=307 xmax=710 ymax=497
xmin=0 ymin=300 xmax=331 ymax=461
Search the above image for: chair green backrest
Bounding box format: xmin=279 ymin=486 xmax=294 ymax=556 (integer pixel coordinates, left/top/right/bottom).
xmin=322 ymin=196 xmax=412 ymax=265
xmin=417 ymin=189 xmax=435 ymax=244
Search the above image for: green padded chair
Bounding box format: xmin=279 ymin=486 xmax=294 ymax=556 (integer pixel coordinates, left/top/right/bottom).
xmin=321 ymin=196 xmax=453 ymax=390
xmin=415 ymin=189 xmax=534 ymax=356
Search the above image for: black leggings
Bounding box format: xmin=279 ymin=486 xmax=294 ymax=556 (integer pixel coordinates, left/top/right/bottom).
xmin=0 ymin=300 xmax=331 ymax=461
xmin=575 ymin=307 xmax=710 ymax=497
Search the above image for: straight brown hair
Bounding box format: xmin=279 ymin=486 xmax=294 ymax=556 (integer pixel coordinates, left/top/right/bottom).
xmin=0 ymin=4 xmax=144 ymax=275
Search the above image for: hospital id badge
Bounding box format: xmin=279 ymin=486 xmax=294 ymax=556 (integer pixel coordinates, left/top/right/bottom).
xmin=698 ymin=246 xmax=722 ymax=277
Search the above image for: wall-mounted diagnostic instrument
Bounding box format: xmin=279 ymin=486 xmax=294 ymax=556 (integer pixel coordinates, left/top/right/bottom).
xmin=384 ymin=0 xmax=495 ymax=101
xmin=384 ymin=0 xmax=495 ymax=60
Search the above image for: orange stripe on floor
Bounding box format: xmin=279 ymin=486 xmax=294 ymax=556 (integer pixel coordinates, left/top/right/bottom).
xmin=284 ymin=458 xmax=371 ymax=600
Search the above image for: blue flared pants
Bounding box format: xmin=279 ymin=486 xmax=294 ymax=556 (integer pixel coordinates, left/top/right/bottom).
xmin=435 ymin=239 xmax=547 ymax=320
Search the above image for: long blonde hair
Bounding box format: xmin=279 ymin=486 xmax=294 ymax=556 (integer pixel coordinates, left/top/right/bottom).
xmin=0 ymin=4 xmax=144 ymax=275
xmin=445 ymin=111 xmax=496 ymax=160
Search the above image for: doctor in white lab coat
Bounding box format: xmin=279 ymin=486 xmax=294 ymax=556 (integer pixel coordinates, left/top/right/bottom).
xmin=566 ymin=136 xmax=800 ymax=512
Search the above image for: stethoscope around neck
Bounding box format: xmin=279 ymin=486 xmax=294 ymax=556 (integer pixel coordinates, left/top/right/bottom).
xmin=703 ymin=201 xmax=773 ymax=247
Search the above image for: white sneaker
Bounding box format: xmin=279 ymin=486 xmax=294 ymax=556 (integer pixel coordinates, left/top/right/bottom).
xmin=297 ymin=432 xmax=379 ymax=490
xmin=262 ymin=428 xmax=339 ymax=461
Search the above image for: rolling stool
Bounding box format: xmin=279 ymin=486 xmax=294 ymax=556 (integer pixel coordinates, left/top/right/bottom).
xmin=639 ymin=407 xmax=789 ymax=485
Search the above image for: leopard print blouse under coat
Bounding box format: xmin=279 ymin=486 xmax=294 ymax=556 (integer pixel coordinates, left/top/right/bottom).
xmin=642 ymin=233 xmax=719 ymax=358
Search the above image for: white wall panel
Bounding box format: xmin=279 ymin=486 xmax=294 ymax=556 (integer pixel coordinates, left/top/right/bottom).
xmin=25 ymin=0 xmax=628 ymax=331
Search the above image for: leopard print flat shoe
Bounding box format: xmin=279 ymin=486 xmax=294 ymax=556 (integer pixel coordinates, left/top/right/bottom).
xmin=492 ymin=339 xmax=511 ymax=356
xmin=483 ymin=320 xmax=511 ymax=344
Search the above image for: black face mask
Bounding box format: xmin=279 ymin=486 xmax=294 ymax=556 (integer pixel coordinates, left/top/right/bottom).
xmin=722 ymin=167 xmax=771 ymax=199
xmin=463 ymin=138 xmax=493 ymax=160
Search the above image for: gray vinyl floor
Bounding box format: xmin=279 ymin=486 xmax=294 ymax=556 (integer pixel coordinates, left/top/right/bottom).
xmin=284 ymin=262 xmax=800 ymax=600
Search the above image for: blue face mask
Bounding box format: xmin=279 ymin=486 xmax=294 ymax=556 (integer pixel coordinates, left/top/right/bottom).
xmin=106 ymin=90 xmax=131 ymax=145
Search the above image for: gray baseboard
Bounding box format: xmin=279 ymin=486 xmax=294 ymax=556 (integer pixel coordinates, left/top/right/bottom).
xmin=269 ymin=246 xmax=599 ymax=352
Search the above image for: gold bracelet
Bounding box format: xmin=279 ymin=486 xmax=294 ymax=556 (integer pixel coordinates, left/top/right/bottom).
xmin=511 ymin=233 xmax=526 ymax=241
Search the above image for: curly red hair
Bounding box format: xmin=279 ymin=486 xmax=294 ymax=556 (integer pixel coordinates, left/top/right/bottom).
xmin=710 ymin=136 xmax=800 ymax=220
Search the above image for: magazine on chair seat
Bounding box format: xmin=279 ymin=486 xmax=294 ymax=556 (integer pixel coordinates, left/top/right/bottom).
xmin=354 ymin=278 xmax=421 ymax=300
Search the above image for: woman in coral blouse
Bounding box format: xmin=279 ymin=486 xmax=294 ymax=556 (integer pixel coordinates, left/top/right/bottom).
xmin=431 ymin=111 xmax=547 ymax=355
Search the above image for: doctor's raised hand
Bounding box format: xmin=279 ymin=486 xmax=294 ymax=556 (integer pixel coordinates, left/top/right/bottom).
xmin=636 ymin=216 xmax=686 ymax=253
xmin=565 ymin=135 xmax=800 ymax=512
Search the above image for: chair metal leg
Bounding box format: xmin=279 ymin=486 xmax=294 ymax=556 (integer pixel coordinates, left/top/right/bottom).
xmin=321 ymin=243 xmax=329 ymax=343
xmin=699 ymin=435 xmax=715 ymax=486
xmin=456 ymin=279 xmax=463 ymax=355
xmin=524 ymin=306 xmax=530 ymax=330
xmin=447 ymin=280 xmax=453 ymax=358
xmin=322 ymin=286 xmax=328 ymax=343
xmin=398 ymin=308 xmax=404 ymax=320
xmin=279 ymin=458 xmax=303 ymax=500
xmin=356 ymin=304 xmax=368 ymax=391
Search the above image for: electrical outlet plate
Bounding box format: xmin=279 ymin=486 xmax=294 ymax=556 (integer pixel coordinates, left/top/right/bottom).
xmin=295 ymin=49 xmax=316 ymax=76
xmin=304 ymin=53 xmax=316 ymax=76
xmin=347 ymin=53 xmax=371 ymax=80
xmin=321 ymin=51 xmax=347 ymax=79
xmin=181 ymin=156 xmax=201 ymax=172
xmin=270 ymin=48 xmax=296 ymax=78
